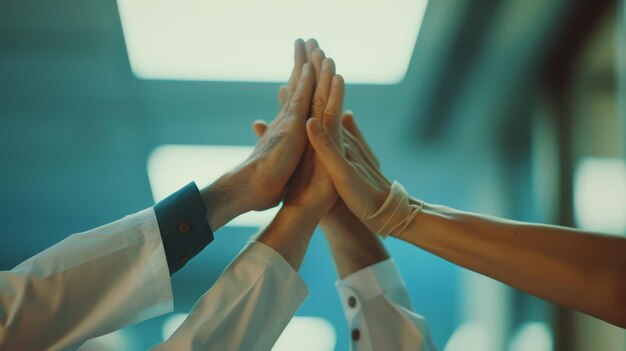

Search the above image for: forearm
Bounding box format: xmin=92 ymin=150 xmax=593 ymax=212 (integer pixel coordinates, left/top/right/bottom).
xmin=403 ymin=203 xmax=626 ymax=327
xmin=321 ymin=204 xmax=389 ymax=279
xmin=256 ymin=205 xmax=322 ymax=271
xmin=0 ymin=209 xmax=173 ymax=349
xmin=153 ymin=242 xmax=309 ymax=351
xmin=201 ymin=169 xmax=253 ymax=232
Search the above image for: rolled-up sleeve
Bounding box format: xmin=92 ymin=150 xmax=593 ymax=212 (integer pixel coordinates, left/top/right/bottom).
xmin=152 ymin=241 xmax=309 ymax=351
xmin=336 ymin=259 xmax=438 ymax=351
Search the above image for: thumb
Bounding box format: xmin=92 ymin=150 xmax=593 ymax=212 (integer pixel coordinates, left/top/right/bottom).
xmin=307 ymin=117 xmax=374 ymax=215
xmin=306 ymin=118 xmax=353 ymax=183
xmin=252 ymin=120 xmax=269 ymax=138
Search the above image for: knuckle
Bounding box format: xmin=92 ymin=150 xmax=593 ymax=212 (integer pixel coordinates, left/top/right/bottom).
xmin=312 ymin=96 xmax=326 ymax=113
xmin=324 ymin=106 xmax=338 ymax=119
xmin=288 ymin=95 xmax=303 ymax=113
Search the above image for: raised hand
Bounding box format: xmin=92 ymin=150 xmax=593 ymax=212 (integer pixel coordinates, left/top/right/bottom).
xmin=319 ymin=112 xmax=392 ymax=278
xmin=306 ymin=112 xmax=392 ymax=234
xmin=253 ymin=39 xmax=345 ymax=215
xmin=252 ymin=40 xmax=345 ymax=270
xmin=201 ymin=39 xmax=315 ymax=230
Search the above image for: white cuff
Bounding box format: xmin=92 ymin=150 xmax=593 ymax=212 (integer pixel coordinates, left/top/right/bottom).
xmin=243 ymin=241 xmax=309 ymax=294
xmin=336 ymin=259 xmax=413 ymax=320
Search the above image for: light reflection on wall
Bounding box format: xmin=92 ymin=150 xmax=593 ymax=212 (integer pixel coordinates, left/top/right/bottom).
xmin=147 ymin=144 xmax=279 ymax=227
xmin=161 ymin=313 xmax=336 ymax=351
xmin=574 ymin=158 xmax=626 ymax=235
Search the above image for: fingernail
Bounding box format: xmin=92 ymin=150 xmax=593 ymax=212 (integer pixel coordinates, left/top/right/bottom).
xmin=302 ymin=63 xmax=310 ymax=73
xmin=309 ymin=118 xmax=321 ymax=133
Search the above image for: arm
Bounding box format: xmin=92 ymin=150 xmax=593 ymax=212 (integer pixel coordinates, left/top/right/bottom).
xmin=320 ymin=113 xmax=437 ymax=351
xmin=404 ymin=204 xmax=626 ymax=328
xmin=307 ymin=114 xmax=626 ymax=328
xmin=0 ymin=208 xmax=173 ymax=350
xmin=322 ymin=204 xmax=438 ymax=351
xmin=0 ymin=39 xmax=316 ymax=349
xmin=321 ymin=201 xmax=389 ymax=279
xmin=152 ymin=39 xmax=343 ymax=350
xmin=0 ymin=178 xmax=249 ymax=350
xmin=150 ymin=206 xmax=318 ymax=351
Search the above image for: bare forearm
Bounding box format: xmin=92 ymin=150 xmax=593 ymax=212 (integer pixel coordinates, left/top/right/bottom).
xmin=321 ymin=205 xmax=389 ymax=279
xmin=256 ymin=205 xmax=321 ymax=271
xmin=200 ymin=168 xmax=254 ymax=232
xmin=403 ymin=203 xmax=626 ymax=327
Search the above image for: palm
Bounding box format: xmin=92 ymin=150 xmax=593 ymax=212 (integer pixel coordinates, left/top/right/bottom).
xmin=238 ymin=39 xmax=314 ymax=211
xmin=284 ymin=146 xmax=337 ymax=210
xmin=247 ymin=118 xmax=309 ymax=210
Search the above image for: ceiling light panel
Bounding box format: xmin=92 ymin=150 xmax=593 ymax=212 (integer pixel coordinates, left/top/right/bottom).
xmin=117 ymin=0 xmax=428 ymax=84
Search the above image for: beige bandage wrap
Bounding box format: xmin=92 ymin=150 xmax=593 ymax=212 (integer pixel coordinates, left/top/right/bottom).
xmin=363 ymin=181 xmax=424 ymax=239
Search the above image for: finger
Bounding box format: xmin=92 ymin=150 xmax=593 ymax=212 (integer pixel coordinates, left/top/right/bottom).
xmin=344 ymin=139 xmax=379 ymax=178
xmin=287 ymin=63 xmax=315 ymax=121
xmin=307 ymin=118 xmax=373 ymax=213
xmin=343 ymin=126 xmax=380 ymax=171
xmin=348 ymin=148 xmax=388 ymax=189
xmin=278 ymin=85 xmax=288 ymax=108
xmin=323 ymin=75 xmax=345 ymax=144
xmin=342 ymin=112 xmax=380 ymax=168
xmin=282 ymin=39 xmax=307 ymax=113
xmin=305 ymin=38 xmax=320 ymax=63
xmin=311 ymin=58 xmax=335 ymax=119
xmin=252 ymin=120 xmax=269 ymax=138
xmin=307 ymin=118 xmax=353 ymax=183
xmin=311 ymin=48 xmax=325 ymax=83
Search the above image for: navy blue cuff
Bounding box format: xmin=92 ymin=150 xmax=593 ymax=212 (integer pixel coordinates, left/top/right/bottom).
xmin=154 ymin=182 xmax=214 ymax=275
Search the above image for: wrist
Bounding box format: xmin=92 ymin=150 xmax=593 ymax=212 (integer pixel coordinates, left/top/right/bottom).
xmin=201 ymin=170 xmax=252 ymax=231
xmin=281 ymin=204 xmax=326 ymax=226
xmin=284 ymin=196 xmax=335 ymax=219
xmin=256 ymin=204 xmax=321 ymax=270
xmin=320 ymin=201 xmax=350 ymax=227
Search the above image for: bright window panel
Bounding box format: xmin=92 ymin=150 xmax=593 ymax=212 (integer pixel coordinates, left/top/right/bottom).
xmin=574 ymin=158 xmax=626 ymax=234
xmin=117 ymin=0 xmax=428 ymax=84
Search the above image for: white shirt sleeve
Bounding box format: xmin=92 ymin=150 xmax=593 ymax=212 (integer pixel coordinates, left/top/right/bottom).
xmin=152 ymin=241 xmax=309 ymax=351
xmin=0 ymin=209 xmax=173 ymax=350
xmin=336 ymin=259 xmax=438 ymax=351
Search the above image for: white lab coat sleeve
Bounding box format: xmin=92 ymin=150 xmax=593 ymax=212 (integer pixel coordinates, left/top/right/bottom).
xmin=336 ymin=259 xmax=438 ymax=351
xmin=152 ymin=241 xmax=309 ymax=351
xmin=0 ymin=208 xmax=173 ymax=350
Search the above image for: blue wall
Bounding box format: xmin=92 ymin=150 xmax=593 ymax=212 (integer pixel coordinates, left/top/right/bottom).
xmin=0 ymin=1 xmax=538 ymax=349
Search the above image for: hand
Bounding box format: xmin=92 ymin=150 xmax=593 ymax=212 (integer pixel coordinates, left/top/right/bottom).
xmin=322 ymin=111 xmax=381 ymax=219
xmin=306 ymin=112 xmax=392 ymax=233
xmin=200 ymin=39 xmax=315 ymax=230
xmin=254 ymin=39 xmax=345 ymax=215
xmin=316 ymin=113 xmax=390 ymax=277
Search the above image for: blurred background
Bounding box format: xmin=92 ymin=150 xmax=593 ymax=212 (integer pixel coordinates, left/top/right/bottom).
xmin=1 ymin=0 xmax=625 ymax=350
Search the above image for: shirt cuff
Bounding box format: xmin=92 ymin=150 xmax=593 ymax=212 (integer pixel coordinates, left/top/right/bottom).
xmin=244 ymin=241 xmax=309 ymax=295
xmin=152 ymin=242 xmax=308 ymax=351
xmin=154 ymin=182 xmax=214 ymax=275
xmin=336 ymin=259 xmax=414 ymax=318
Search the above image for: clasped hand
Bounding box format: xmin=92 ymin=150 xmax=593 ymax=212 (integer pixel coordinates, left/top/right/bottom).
xmin=204 ymin=38 xmax=391 ymax=235
xmin=249 ymin=40 xmax=391 ymax=225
